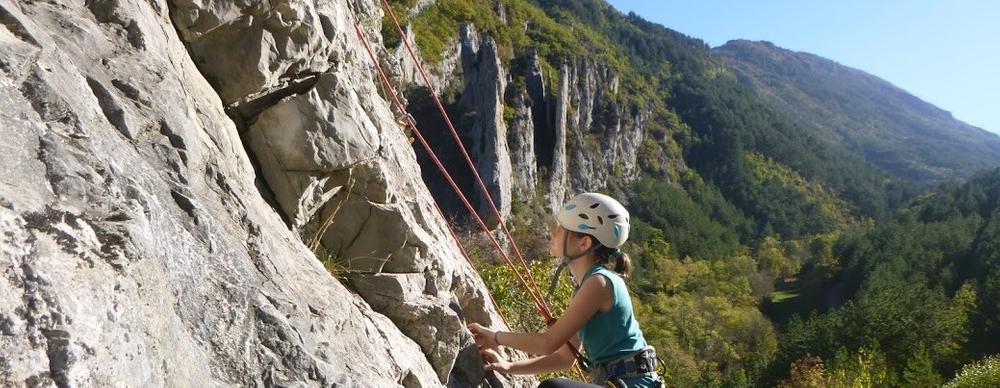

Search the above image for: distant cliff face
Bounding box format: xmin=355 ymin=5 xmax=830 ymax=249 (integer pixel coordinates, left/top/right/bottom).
xmin=715 ymin=39 xmax=1000 ymax=186
xmin=0 ymin=0 xmax=531 ymax=386
xmin=392 ymin=24 xmax=673 ymax=225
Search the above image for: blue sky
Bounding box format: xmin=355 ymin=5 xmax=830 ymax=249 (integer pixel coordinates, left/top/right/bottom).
xmin=606 ymin=0 xmax=1000 ymax=134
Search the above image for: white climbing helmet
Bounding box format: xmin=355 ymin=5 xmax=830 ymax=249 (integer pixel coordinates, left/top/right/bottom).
xmin=555 ymin=192 xmax=630 ymax=249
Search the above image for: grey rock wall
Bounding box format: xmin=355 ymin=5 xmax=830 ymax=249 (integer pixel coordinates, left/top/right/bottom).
xmin=505 ymin=89 xmax=537 ymax=202
xmin=562 ymin=59 xmax=647 ymax=195
xmin=456 ymin=24 xmax=513 ymax=228
xmin=1 ymin=0 xmax=529 ymax=386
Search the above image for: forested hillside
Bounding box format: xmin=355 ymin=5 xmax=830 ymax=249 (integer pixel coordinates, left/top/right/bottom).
xmin=716 ymin=40 xmax=1000 ymax=186
xmin=382 ymin=0 xmax=1000 ymax=385
xmin=768 ymin=167 xmax=1000 ymax=386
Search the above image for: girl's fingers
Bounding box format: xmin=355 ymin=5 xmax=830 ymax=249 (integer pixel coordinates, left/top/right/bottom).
xmin=468 ymin=324 xmax=489 ymax=343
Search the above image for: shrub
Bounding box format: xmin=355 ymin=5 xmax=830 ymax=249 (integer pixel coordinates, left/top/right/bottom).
xmin=944 ymin=356 xmax=1000 ymax=388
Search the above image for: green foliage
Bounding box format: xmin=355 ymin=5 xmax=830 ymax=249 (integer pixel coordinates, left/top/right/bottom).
xmin=771 ymin=273 xmax=973 ymax=385
xmin=777 ymin=356 xmax=827 ymax=388
xmin=477 ymin=254 xmax=572 ymax=333
xmin=458 ymin=167 xmax=1000 ymax=386
xmin=902 ymin=344 xmax=944 ymax=387
xmin=755 ymin=235 xmax=800 ymax=280
xmin=394 ymin=0 xmax=608 ymax=69
xmin=744 ymin=152 xmax=858 ymax=234
xmin=464 ymin=216 xmax=576 ymax=380
xmin=313 ymin=245 xmax=358 ymax=281
xmin=395 ymin=0 xmax=918 ymax=241
xmin=475 ymin=254 xmax=577 ymax=381
xmin=631 ymin=253 xmax=778 ymax=386
xmin=380 ymin=0 xmax=417 ymax=49
xmin=630 ymin=177 xmax=749 ymax=259
xmin=777 ymin=348 xmax=892 ymax=388
xmin=465 ymin=195 xmax=577 ymax=379
xmin=945 ymin=356 xmax=1000 ymax=388
xmin=827 ymin=347 xmax=891 ymax=387
xmin=412 ymin=0 xmax=480 ymax=64
xmin=767 ymin=168 xmax=1000 ymax=385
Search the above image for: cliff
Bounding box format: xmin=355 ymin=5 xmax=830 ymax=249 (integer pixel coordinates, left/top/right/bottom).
xmin=393 ymin=22 xmax=678 ymax=226
xmin=0 ymin=0 xmax=530 ymax=386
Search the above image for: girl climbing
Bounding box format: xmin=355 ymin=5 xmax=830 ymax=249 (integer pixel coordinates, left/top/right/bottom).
xmin=467 ymin=193 xmax=663 ymax=388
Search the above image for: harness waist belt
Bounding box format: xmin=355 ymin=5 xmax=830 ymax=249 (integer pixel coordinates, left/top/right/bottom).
xmin=588 ymin=345 xmax=659 ymax=384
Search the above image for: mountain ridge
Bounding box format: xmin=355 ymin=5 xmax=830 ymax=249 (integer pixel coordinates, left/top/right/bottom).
xmin=715 ymin=39 xmax=1000 ymax=186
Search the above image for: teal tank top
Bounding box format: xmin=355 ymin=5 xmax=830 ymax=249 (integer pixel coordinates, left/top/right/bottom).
xmin=573 ymin=264 xmax=647 ymax=365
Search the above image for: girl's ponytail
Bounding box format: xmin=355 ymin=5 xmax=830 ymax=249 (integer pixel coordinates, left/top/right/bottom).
xmin=612 ymin=251 xmax=632 ymax=279
xmin=595 ymin=243 xmax=632 ymax=279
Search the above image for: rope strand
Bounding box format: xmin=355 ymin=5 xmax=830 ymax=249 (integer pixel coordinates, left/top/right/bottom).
xmin=353 ymin=12 xmax=587 ymax=380
xmin=380 ymin=0 xmax=553 ymax=315
xmin=352 ymin=20 xmax=548 ymax=321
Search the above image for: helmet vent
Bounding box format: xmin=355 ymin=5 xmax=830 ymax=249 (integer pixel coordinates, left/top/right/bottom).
xmin=578 ymin=213 xmax=590 ymax=220
xmin=608 ymin=214 xmax=619 ymax=219
xmin=589 ymin=203 xmax=600 ymax=209
xmin=597 ymin=216 xmax=604 ymax=224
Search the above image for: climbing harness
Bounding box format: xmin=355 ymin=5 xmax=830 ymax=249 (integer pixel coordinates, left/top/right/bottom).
xmin=589 ymin=346 xmax=664 ymax=388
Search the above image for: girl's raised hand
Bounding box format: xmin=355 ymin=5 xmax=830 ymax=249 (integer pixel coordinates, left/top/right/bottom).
xmin=479 ymin=348 xmax=511 ymax=373
xmin=466 ymin=322 xmax=498 ymax=350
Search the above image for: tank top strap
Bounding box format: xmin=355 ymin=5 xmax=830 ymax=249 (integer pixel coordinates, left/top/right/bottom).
xmin=574 ymin=264 xmax=606 ymax=294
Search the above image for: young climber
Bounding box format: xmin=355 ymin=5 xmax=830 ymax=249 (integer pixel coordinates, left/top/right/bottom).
xmin=467 ymin=192 xmax=663 ymax=388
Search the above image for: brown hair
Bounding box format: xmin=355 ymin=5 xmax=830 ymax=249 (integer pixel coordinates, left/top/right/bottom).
xmin=569 ymin=231 xmax=633 ymax=279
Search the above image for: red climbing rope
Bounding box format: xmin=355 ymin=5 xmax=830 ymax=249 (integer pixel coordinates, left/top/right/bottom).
xmin=379 ymin=0 xmax=553 ymax=316
xmin=352 ymin=13 xmax=588 ymax=380
xmin=351 ymin=22 xmax=515 ymax=328
xmin=355 ymin=15 xmax=551 ymax=320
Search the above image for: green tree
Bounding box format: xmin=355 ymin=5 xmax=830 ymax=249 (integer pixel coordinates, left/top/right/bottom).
xmin=902 ymin=344 xmax=943 ymax=388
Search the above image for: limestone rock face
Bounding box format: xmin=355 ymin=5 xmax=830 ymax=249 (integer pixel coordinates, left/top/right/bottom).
xmin=502 ymin=49 xmax=542 ymax=203
xmin=407 ymin=35 xmax=648 ymax=218
xmin=562 ymin=59 xmax=647 ymax=195
xmin=169 ymin=0 xmax=357 ymax=105
xmin=457 ymin=24 xmax=513 ymax=227
xmin=1 ymin=0 xmax=529 ymax=387
xmin=545 ymin=64 xmax=572 ymax=214
xmin=168 ymin=0 xmax=527 ymax=386
xmin=507 ymin=57 xmax=651 ymax=214
xmin=506 ymin=90 xmax=538 ymax=202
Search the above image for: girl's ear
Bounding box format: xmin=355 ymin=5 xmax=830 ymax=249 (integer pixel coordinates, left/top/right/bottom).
xmin=579 ymin=234 xmax=594 ymax=251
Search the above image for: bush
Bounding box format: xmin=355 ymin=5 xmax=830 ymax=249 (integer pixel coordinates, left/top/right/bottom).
xmin=944 ymin=356 xmax=1000 ymax=388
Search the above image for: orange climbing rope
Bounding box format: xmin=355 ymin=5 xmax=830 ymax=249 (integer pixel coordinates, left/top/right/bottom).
xmin=352 ymin=8 xmax=588 ymax=380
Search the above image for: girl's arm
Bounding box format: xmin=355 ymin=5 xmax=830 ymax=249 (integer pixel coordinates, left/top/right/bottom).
xmin=483 ymin=338 xmax=580 ymax=375
xmin=469 ymin=274 xmax=610 ymax=355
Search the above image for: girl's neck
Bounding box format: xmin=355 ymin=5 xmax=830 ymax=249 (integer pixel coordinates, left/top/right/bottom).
xmin=567 ymin=256 xmax=599 ymax=286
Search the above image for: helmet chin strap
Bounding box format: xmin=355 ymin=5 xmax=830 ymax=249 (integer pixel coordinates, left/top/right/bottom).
xmin=546 ymin=231 xmax=597 ymax=297
xmin=561 ymin=231 xmax=595 ymax=262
